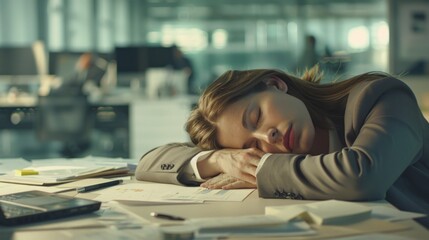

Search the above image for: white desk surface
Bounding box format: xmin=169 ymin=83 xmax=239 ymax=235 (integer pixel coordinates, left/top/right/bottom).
xmin=3 ymin=181 xmax=429 ymax=240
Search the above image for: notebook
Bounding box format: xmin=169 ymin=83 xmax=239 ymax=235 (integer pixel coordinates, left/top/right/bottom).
xmin=0 ymin=190 xmax=101 ymax=226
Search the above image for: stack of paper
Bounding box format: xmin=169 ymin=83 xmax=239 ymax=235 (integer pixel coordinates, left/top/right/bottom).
xmin=0 ymin=156 xmax=136 ymax=185
xmin=266 ymin=200 xmax=372 ymax=225
xmin=266 ymin=200 xmax=427 ymax=226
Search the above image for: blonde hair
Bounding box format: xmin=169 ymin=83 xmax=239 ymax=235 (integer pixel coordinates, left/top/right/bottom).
xmin=186 ymin=65 xmax=389 ymax=150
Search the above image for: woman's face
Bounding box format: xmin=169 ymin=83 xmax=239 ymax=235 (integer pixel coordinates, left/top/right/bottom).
xmin=216 ymin=81 xmax=315 ymax=154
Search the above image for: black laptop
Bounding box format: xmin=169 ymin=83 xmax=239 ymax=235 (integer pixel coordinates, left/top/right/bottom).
xmin=0 ymin=190 xmax=101 ymax=226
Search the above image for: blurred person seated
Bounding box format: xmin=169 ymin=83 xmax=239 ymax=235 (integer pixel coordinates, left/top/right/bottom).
xmin=38 ymin=53 xmax=109 ymax=157
xmin=51 ymin=53 xmax=109 ymax=100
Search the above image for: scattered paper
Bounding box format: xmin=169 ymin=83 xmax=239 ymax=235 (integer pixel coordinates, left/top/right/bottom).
xmin=266 ymin=200 xmax=372 ymax=225
xmin=330 ymin=233 xmax=416 ymax=240
xmin=197 ymin=221 xmax=314 ymax=238
xmin=184 ymin=215 xmax=315 ymax=238
xmin=266 ymin=200 xmax=426 ymax=226
xmin=58 ymin=228 xmax=160 ymax=240
xmin=0 ymin=156 xmax=134 ymax=185
xmin=0 ymin=158 xmax=31 ymax=175
xmin=371 ymin=205 xmax=426 ymax=222
xmin=0 ymin=181 xmax=73 ymax=195
xmin=92 ymin=182 xmax=254 ymax=203
xmin=186 ymin=215 xmax=290 ymax=229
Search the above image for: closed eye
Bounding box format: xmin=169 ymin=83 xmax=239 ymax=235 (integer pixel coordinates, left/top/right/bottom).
xmin=254 ymin=139 xmax=261 ymax=150
xmin=254 ymin=107 xmax=261 ymax=129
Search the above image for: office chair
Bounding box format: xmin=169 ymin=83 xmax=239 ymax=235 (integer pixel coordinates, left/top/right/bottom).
xmin=36 ymin=93 xmax=93 ymax=158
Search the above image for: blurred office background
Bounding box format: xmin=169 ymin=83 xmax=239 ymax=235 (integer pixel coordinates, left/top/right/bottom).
xmin=0 ymin=0 xmax=428 ymax=160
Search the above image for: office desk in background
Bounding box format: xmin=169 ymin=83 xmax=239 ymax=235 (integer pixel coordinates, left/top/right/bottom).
xmin=4 ymin=184 xmax=429 ymax=240
xmin=0 ymin=92 xmax=130 ymax=159
xmin=0 ymin=89 xmax=196 ymax=160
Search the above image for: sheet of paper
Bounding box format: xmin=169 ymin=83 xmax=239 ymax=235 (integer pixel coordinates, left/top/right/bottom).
xmin=196 ymin=222 xmax=315 ymax=238
xmin=21 ymin=165 xmax=126 ymax=181
xmin=0 ymin=181 xmax=73 ymax=195
xmin=164 ymin=187 xmax=255 ymax=202
xmin=183 ymin=215 xmax=315 ymax=238
xmin=266 ymin=200 xmax=373 ymax=225
xmin=0 ymin=175 xmax=71 ymax=185
xmin=371 ymin=205 xmax=426 ymax=222
xmin=92 ymin=182 xmax=253 ymax=203
xmin=30 ymin=156 xmax=137 ymax=171
xmin=186 ymin=215 xmax=290 ymax=229
xmin=330 ymin=233 xmax=417 ymax=240
xmin=52 ymin=228 xmax=160 ymax=240
xmin=0 ymin=158 xmax=31 ymax=175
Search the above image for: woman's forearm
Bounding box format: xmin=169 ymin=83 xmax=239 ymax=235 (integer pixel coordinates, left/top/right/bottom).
xmin=196 ymin=152 xmax=222 ymax=179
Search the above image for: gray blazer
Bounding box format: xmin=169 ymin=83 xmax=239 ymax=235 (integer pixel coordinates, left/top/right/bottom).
xmin=135 ymin=77 xmax=429 ymax=227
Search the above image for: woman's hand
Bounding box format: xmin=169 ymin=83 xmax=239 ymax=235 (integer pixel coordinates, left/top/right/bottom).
xmin=198 ymin=148 xmax=265 ymax=185
xmin=201 ymin=174 xmax=257 ymax=190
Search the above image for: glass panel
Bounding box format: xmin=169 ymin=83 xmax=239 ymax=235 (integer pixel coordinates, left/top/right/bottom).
xmin=0 ymin=0 xmax=37 ymax=45
xmin=68 ymin=0 xmax=93 ymax=51
xmin=48 ymin=0 xmax=64 ymax=50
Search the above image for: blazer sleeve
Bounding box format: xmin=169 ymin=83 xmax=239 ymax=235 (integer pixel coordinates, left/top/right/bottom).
xmin=135 ymin=142 xmax=203 ymax=186
xmin=256 ymin=78 xmax=424 ymax=201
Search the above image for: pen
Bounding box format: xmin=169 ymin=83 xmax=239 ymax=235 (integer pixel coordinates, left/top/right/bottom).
xmin=76 ymin=179 xmax=123 ymax=193
xmin=150 ymin=212 xmax=186 ymax=221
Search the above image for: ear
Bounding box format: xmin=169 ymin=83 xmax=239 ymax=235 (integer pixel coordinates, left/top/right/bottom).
xmin=263 ymin=77 xmax=288 ymax=93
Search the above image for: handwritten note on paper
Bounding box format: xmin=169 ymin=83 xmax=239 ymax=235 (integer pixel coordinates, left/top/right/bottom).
xmin=92 ymin=182 xmax=254 ymax=203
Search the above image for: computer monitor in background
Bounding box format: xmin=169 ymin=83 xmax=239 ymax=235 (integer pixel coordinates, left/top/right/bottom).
xmin=0 ymin=46 xmax=39 ymax=76
xmin=114 ymin=45 xmax=175 ymax=87
xmin=0 ymin=42 xmax=46 ymax=94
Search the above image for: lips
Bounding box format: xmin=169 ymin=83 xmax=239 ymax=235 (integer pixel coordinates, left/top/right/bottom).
xmin=283 ymin=126 xmax=293 ymax=152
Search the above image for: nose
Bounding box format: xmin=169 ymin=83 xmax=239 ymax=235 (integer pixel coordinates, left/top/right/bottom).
xmin=254 ymin=128 xmax=279 ymax=144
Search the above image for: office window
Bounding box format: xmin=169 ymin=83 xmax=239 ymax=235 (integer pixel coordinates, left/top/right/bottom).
xmin=48 ymin=0 xmax=64 ymax=50
xmin=46 ymin=0 xmax=137 ymax=52
xmin=96 ymin=0 xmax=114 ymax=52
xmin=0 ymin=0 xmax=38 ymax=45
xmin=68 ymin=0 xmax=93 ymax=51
xmin=113 ymin=0 xmax=130 ymax=46
xmin=348 ymin=26 xmax=370 ymax=50
xmin=372 ymin=21 xmax=389 ymax=49
xmin=212 ymin=29 xmax=228 ymax=49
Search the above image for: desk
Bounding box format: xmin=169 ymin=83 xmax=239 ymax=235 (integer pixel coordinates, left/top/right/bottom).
xmin=116 ymin=190 xmax=429 ymax=239
xmin=3 ymin=181 xmax=428 ymax=240
xmin=0 ymin=92 xmax=130 ymax=158
xmin=0 ymin=90 xmax=197 ymax=160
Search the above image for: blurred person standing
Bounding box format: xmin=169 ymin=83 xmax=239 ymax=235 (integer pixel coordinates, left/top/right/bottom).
xmin=296 ymin=35 xmax=321 ymax=71
xmin=171 ymin=45 xmax=196 ymax=95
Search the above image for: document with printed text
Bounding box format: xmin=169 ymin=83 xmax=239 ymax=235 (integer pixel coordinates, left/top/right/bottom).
xmin=92 ymin=182 xmax=254 ymax=203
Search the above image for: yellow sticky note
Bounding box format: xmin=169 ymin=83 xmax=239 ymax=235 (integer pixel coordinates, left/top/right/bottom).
xmin=15 ymin=169 xmax=39 ymax=176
